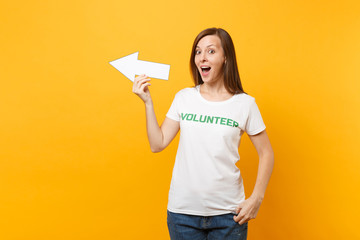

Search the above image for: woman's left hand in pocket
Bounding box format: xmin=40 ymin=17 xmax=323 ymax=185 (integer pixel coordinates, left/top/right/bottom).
xmin=233 ymin=195 xmax=263 ymax=225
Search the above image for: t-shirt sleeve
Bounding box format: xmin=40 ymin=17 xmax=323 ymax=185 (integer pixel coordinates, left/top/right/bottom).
xmin=166 ymin=92 xmax=180 ymax=122
xmin=245 ymin=99 xmax=266 ymax=135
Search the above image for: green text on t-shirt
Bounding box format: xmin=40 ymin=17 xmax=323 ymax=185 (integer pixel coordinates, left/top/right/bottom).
xmin=180 ymin=113 xmax=239 ymax=127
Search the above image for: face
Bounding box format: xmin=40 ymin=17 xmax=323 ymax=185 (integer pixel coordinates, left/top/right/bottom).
xmin=194 ymin=35 xmax=226 ymax=84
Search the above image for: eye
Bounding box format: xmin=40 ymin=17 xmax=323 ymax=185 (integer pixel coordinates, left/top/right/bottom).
xmin=208 ymin=49 xmax=215 ymax=54
xmin=195 ymin=50 xmax=201 ymax=55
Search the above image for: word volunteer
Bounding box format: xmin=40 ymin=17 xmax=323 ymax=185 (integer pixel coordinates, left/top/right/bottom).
xmin=180 ymin=113 xmax=239 ymax=128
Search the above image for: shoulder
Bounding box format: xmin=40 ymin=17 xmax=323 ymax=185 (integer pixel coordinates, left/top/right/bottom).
xmin=234 ymin=92 xmax=256 ymax=105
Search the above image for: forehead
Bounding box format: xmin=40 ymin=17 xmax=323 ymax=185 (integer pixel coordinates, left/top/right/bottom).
xmin=196 ymin=35 xmax=222 ymax=48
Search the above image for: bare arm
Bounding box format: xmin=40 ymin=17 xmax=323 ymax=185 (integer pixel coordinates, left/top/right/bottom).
xmin=248 ymin=130 xmax=274 ymax=200
xmin=234 ymin=130 xmax=274 ymax=225
xmin=133 ymin=74 xmax=180 ymax=152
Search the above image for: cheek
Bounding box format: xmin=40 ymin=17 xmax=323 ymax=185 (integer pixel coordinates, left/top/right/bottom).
xmin=214 ymin=60 xmax=225 ymax=69
xmin=194 ymin=57 xmax=200 ymax=65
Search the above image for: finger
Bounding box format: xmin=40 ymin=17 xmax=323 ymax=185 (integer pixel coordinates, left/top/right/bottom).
xmin=136 ymin=76 xmax=150 ymax=84
xmin=134 ymin=74 xmax=148 ymax=84
xmin=140 ymin=82 xmax=151 ymax=92
xmin=134 ymin=75 xmax=146 ymax=86
xmin=238 ymin=217 xmax=249 ymax=225
xmin=135 ymin=74 xmax=146 ymax=78
xmin=135 ymin=74 xmax=148 ymax=80
xmin=137 ymin=79 xmax=151 ymax=90
xmin=233 ymin=213 xmax=243 ymax=223
xmin=133 ymin=78 xmax=148 ymax=93
xmin=134 ymin=75 xmax=142 ymax=83
xmin=138 ymin=78 xmax=151 ymax=84
xmin=135 ymin=78 xmax=151 ymax=89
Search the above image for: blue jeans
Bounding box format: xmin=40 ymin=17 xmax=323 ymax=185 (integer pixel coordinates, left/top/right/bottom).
xmin=167 ymin=210 xmax=248 ymax=240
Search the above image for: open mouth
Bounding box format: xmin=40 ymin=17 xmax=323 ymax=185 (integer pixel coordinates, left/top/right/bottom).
xmin=201 ymin=67 xmax=211 ymax=73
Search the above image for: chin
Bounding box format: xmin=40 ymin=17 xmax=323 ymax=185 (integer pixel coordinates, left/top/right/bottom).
xmin=201 ymin=77 xmax=215 ymax=84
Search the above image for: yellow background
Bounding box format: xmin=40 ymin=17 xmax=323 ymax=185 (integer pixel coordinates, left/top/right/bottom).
xmin=1 ymin=0 xmax=359 ymax=239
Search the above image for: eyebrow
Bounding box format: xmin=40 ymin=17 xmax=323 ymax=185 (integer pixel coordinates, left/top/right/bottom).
xmin=196 ymin=44 xmax=216 ymax=49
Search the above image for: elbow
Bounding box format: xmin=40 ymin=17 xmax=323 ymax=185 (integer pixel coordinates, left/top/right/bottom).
xmin=150 ymin=145 xmax=164 ymax=153
xmin=266 ymin=149 xmax=274 ymax=163
xmin=151 ymin=148 xmax=161 ymax=153
xmin=260 ymin=149 xmax=274 ymax=165
xmin=267 ymin=148 xmax=274 ymax=160
xmin=268 ymin=150 xmax=275 ymax=168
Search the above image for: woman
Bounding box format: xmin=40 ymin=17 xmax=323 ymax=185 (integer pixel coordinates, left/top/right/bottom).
xmin=132 ymin=28 xmax=274 ymax=240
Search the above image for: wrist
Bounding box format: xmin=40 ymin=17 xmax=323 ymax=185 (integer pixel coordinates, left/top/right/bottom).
xmin=144 ymin=98 xmax=153 ymax=107
xmin=250 ymin=193 xmax=264 ymax=202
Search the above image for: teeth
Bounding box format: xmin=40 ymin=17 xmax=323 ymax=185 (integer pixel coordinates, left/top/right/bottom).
xmin=201 ymin=67 xmax=211 ymax=72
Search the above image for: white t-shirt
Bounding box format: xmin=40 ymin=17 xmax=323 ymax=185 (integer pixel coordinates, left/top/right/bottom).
xmin=166 ymin=85 xmax=266 ymax=216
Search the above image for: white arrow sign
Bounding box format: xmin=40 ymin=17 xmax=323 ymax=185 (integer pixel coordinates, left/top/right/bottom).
xmin=109 ymin=52 xmax=170 ymax=82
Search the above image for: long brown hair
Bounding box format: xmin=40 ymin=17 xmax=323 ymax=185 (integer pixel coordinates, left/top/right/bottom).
xmin=190 ymin=28 xmax=246 ymax=95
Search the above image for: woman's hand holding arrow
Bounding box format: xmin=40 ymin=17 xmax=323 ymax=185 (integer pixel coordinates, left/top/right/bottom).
xmin=133 ymin=74 xmax=152 ymax=104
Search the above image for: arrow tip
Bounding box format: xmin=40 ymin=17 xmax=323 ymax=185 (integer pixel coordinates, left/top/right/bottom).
xmin=109 ymin=52 xmax=139 ymax=82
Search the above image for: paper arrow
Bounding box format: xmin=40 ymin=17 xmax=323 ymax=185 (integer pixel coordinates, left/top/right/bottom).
xmin=109 ymin=52 xmax=170 ymax=82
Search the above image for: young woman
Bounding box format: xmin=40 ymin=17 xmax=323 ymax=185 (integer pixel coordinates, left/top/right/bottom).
xmin=132 ymin=28 xmax=274 ymax=240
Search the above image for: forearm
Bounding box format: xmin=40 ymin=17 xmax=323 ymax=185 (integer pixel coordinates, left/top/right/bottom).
xmin=250 ymin=151 xmax=274 ymax=201
xmin=144 ymin=99 xmax=164 ymax=152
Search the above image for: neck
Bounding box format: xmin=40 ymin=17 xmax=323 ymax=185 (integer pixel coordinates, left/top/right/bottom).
xmin=199 ymin=80 xmax=233 ymax=101
xmin=201 ymin=80 xmax=227 ymax=94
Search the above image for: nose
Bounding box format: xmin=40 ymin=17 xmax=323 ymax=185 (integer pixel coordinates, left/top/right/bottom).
xmin=199 ymin=52 xmax=207 ymax=62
